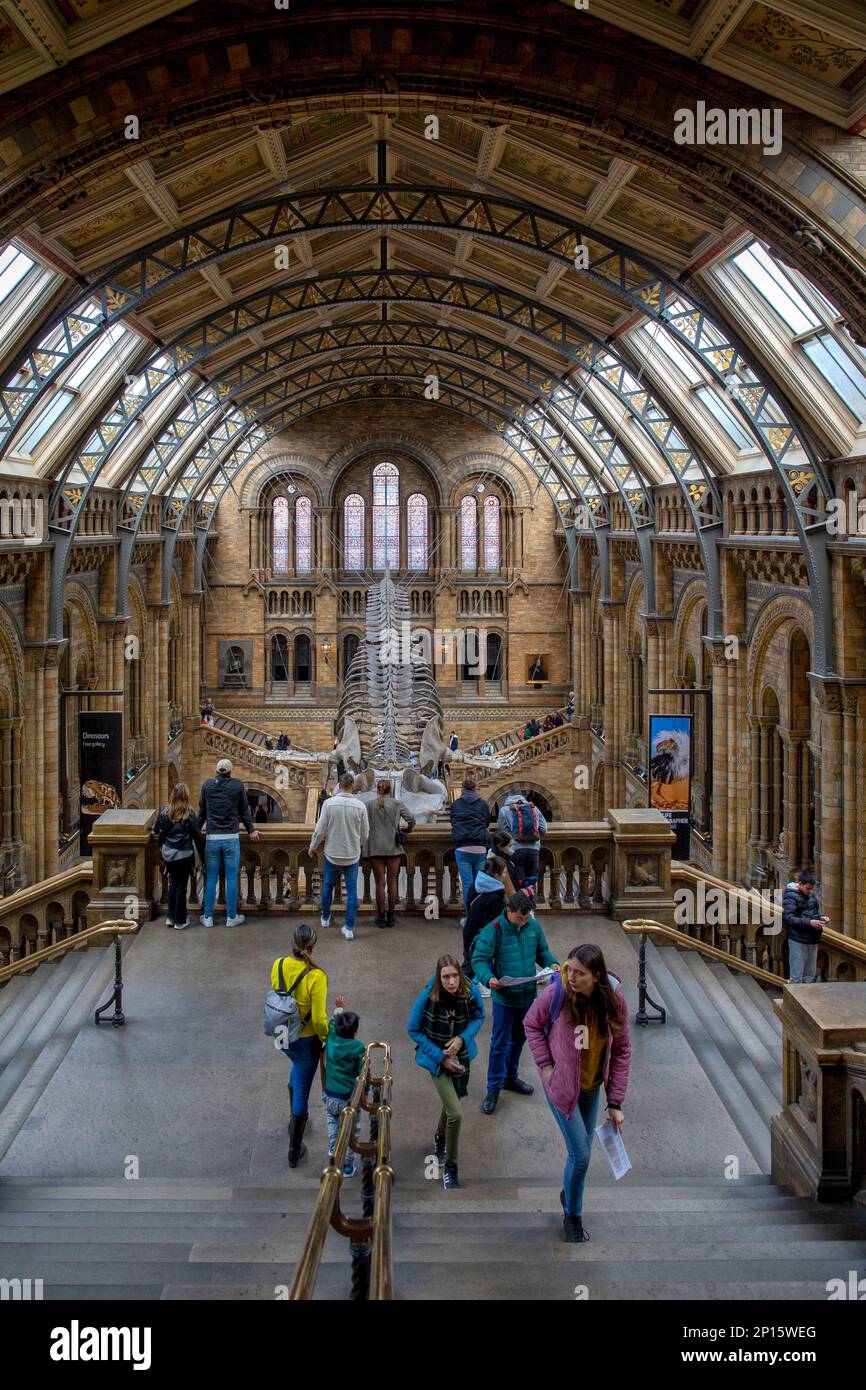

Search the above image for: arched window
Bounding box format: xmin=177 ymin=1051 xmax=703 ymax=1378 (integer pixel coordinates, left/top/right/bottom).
xmin=407 ymin=492 xmax=428 ymax=571
xmin=344 ymin=494 xmax=365 ymax=570
xmin=483 ymin=495 xmax=500 ymax=570
xmin=295 ymin=496 xmax=312 ymax=572
xmin=271 ymin=634 xmax=289 ymax=682
xmin=343 ymin=632 xmax=360 ymax=676
xmin=372 ymin=462 xmax=400 ymax=570
xmin=294 ymin=634 xmax=312 ymax=684
xmin=460 ymin=496 xmax=477 ymax=571
xmin=485 ymin=632 xmax=504 ymax=682
xmin=272 ymin=496 xmax=289 ymax=573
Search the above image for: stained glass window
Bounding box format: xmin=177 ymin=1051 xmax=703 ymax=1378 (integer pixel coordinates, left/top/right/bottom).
xmin=295 ymin=496 xmax=312 ymax=572
xmin=344 ymin=493 xmax=365 ymax=570
xmin=407 ymin=493 xmax=428 ymax=571
xmin=272 ymin=496 xmax=289 ymax=573
xmin=483 ymin=495 xmax=500 ymax=570
xmin=460 ymin=495 xmax=477 ymax=571
xmin=372 ymin=462 xmax=400 ymax=570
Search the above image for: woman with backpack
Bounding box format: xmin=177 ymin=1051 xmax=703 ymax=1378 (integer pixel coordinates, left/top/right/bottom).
xmin=153 ymin=782 xmax=204 ymax=930
xmin=463 ymin=854 xmax=509 ymax=984
xmin=364 ymin=778 xmax=416 ymax=928
xmin=524 ymin=944 xmax=631 ymax=1244
xmin=407 ymin=955 xmax=485 ymax=1191
xmin=271 ymin=923 xmax=329 ymax=1168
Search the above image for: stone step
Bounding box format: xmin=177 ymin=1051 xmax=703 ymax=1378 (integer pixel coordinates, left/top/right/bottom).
xmin=707 ymin=961 xmax=784 ymax=1059
xmin=738 ymin=972 xmax=784 ymax=1037
xmin=679 ymin=951 xmax=782 ymax=1100
xmin=0 ymin=954 xmax=79 ymax=1047
xmin=644 ymin=941 xmax=772 ymax=1170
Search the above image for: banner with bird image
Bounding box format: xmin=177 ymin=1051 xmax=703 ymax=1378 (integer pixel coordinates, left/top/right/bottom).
xmin=649 ymin=714 xmax=692 ymax=859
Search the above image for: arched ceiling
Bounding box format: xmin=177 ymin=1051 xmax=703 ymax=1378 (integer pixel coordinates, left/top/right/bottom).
xmin=0 ymin=0 xmax=864 ymax=553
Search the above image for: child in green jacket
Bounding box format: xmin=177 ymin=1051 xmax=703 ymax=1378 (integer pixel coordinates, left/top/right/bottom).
xmin=323 ymin=995 xmax=366 ymax=1177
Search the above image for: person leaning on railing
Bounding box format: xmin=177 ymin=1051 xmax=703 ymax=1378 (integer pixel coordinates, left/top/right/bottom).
xmin=273 ymin=923 xmax=329 ymax=1168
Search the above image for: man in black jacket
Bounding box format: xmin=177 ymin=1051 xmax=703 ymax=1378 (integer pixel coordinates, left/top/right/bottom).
xmin=782 ymin=870 xmax=828 ymax=983
xmin=198 ymin=758 xmax=259 ymax=928
xmin=449 ymin=775 xmax=492 ymax=911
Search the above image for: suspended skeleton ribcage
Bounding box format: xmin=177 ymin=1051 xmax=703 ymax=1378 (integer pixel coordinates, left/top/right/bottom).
xmin=336 ymin=574 xmax=442 ymax=767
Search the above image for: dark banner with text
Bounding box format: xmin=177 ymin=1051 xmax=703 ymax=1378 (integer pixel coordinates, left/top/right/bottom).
xmin=649 ymin=713 xmax=692 ymax=860
xmin=79 ymin=711 xmax=124 ymax=856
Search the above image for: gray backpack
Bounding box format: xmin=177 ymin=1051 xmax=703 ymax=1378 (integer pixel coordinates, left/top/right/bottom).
xmin=264 ymin=960 xmax=312 ymax=1042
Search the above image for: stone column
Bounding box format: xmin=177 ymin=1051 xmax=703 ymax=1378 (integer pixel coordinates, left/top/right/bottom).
xmin=708 ymin=642 xmax=729 ymax=880
xmin=601 ymin=598 xmax=625 ymax=808
xmin=748 ymin=716 xmax=760 ymax=844
xmin=758 ymin=719 xmax=771 ymax=845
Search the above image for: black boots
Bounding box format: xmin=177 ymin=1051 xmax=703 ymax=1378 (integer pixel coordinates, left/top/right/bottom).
xmin=443 ymin=1164 xmax=461 ymax=1190
xmin=386 ymin=909 xmax=396 ymax=928
xmin=481 ymin=1091 xmax=499 ymax=1114
xmin=503 ymin=1078 xmax=534 ymax=1095
xmin=374 ymin=914 xmax=387 ymax=928
xmin=433 ymin=1132 xmax=446 ymax=1164
xmin=288 ymin=1112 xmax=308 ymax=1168
xmin=563 ymin=1215 xmax=589 ymax=1243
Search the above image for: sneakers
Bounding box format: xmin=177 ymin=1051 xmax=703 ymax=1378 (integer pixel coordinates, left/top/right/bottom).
xmin=173 ymin=921 xmax=188 ymax=931
xmin=320 ymin=916 xmax=331 ymax=929
xmin=225 ymin=914 xmax=246 ymax=928
xmin=343 ymin=1160 xmax=356 ymax=1178
xmin=374 ymin=915 xmax=387 ymax=929
xmin=459 ymin=916 xmax=466 ymax=928
xmin=481 ymin=1092 xmax=499 ymax=1115
xmin=503 ymin=1078 xmax=534 ymax=1095
xmin=165 ymin=918 xmax=174 ymax=928
xmin=341 ymin=925 xmax=355 ymax=940
xmin=443 ymin=1164 xmax=461 ymax=1190
xmin=433 ymin=1132 xmax=446 ymax=1165
xmin=200 ymin=915 xmax=214 ymax=928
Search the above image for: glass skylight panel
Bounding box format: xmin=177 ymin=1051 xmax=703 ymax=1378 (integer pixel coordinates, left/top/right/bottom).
xmin=65 ymin=323 xmax=128 ymax=390
xmin=633 ymin=323 xmax=702 ymax=384
xmin=0 ymin=244 xmax=34 ymax=303
xmin=732 ymin=243 xmax=819 ymax=334
xmin=16 ymin=389 xmax=74 ymax=455
xmin=695 ymin=387 xmax=754 ymax=449
xmin=802 ymin=335 xmax=866 ymax=423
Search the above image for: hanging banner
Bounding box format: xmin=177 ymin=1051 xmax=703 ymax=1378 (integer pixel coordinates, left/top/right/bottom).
xmin=79 ymin=711 xmax=124 ymax=855
xmin=649 ymin=714 xmax=692 ymax=860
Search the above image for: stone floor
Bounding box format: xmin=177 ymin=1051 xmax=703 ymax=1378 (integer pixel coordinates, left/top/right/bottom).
xmin=0 ymin=910 xmax=761 ymax=1189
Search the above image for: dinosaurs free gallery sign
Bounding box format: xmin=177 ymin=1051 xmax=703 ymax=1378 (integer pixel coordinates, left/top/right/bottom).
xmin=79 ymin=712 xmax=123 ymax=856
xmin=649 ymin=714 xmax=692 ymax=860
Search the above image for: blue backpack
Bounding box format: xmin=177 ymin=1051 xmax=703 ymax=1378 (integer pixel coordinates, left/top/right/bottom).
xmin=543 ymin=972 xmax=565 ymax=1038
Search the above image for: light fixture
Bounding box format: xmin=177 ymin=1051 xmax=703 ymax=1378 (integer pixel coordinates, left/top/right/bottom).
xmin=475 ymin=482 xmax=485 ymax=493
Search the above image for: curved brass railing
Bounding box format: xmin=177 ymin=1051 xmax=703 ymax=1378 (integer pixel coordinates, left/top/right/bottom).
xmin=622 ymin=918 xmax=781 ymax=986
xmin=0 ymin=918 xmax=138 ymax=986
xmin=290 ymin=1040 xmax=394 ymax=1301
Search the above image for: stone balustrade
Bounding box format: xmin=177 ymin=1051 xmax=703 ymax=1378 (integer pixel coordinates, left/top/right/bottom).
xmin=671 ymin=863 xmax=866 ymax=982
xmin=0 ymin=863 xmax=94 ymax=965
xmin=771 ymin=983 xmax=866 ymax=1201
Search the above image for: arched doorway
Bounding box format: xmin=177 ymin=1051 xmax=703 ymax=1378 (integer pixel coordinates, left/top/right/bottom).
xmin=294 ymin=634 xmax=312 ymax=685
xmin=342 ymin=632 xmax=360 ymax=676
xmin=271 ymin=634 xmax=290 ymax=683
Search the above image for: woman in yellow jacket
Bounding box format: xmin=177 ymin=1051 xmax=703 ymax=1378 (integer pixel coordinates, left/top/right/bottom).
xmin=272 ymin=923 xmax=328 ymax=1167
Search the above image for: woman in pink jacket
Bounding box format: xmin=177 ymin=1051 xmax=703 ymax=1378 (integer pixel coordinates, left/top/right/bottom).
xmin=524 ymin=943 xmax=631 ymax=1243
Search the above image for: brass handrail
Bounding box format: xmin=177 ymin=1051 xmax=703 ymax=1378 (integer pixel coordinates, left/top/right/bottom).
xmin=290 ymin=1040 xmax=394 ymax=1301
xmin=0 ymin=918 xmax=139 ymax=986
xmin=622 ymin=918 xmax=781 ymax=987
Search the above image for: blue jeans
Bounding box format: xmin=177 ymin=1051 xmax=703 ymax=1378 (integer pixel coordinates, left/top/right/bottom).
xmin=455 ymin=850 xmax=486 ymax=910
xmin=203 ymin=837 xmax=240 ymax=919
xmin=546 ymin=1086 xmax=603 ymax=1216
xmin=321 ymin=857 xmax=359 ymax=930
xmin=487 ymin=1002 xmax=527 ymax=1093
xmin=283 ymin=1034 xmax=322 ymax=1116
xmin=788 ymin=939 xmax=819 ymax=984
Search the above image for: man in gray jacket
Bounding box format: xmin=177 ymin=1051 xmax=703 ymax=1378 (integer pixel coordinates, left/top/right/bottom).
xmin=497 ymin=792 xmax=547 ymax=890
xmin=309 ymin=772 xmax=370 ymax=940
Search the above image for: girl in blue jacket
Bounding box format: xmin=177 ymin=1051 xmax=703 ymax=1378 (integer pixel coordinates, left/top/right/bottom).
xmin=408 ymin=956 xmax=485 ymax=1191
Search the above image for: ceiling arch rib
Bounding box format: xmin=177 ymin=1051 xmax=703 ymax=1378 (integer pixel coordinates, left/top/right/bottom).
xmin=46 ymin=265 xmax=735 ymax=557
xmin=0 ymin=184 xmax=825 ymax=489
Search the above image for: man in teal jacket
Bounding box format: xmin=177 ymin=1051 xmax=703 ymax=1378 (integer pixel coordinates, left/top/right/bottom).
xmin=471 ymin=890 xmax=558 ymax=1114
